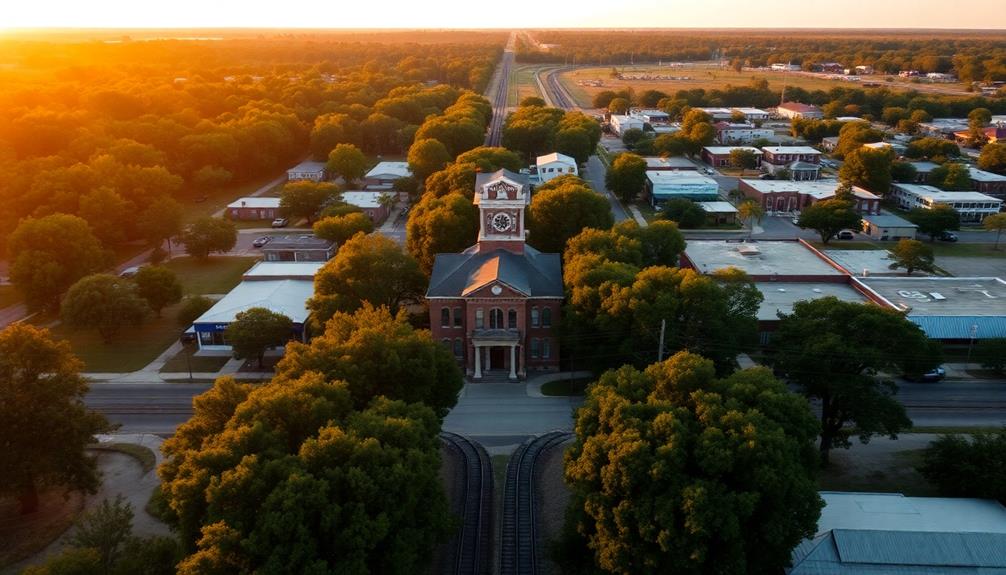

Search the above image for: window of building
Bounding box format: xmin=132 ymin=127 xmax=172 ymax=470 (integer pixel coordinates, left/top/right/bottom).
xmin=531 ymin=307 xmax=540 ymax=327
xmin=508 ymin=309 xmax=518 ymax=329
xmin=542 ymin=338 xmax=551 ymax=359
xmin=453 ymin=338 xmax=463 ymax=358
xmin=541 ymin=307 xmax=552 ymax=328
xmin=442 ymin=338 xmax=451 ymax=348
xmin=490 ymin=308 xmax=504 ymax=329
xmin=440 ymin=307 xmax=450 ymax=328
xmin=530 ymin=338 xmax=540 ymax=358
xmin=475 ymin=309 xmax=484 ymax=329
xmin=453 ymin=307 xmax=463 ymax=328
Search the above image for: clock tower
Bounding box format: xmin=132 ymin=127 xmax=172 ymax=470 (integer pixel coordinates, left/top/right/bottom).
xmin=473 ymin=169 xmax=529 ymax=254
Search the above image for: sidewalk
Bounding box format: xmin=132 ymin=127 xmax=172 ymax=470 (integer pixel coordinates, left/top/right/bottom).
xmin=84 ymin=346 xmax=273 ymax=384
xmin=627 ymin=205 xmax=648 ymax=228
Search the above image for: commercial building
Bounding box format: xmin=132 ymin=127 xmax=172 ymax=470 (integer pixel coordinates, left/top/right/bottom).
xmin=775 ymin=102 xmax=824 ymax=120
xmin=609 ymin=114 xmax=645 ymax=136
xmin=191 ymin=277 xmax=314 ymax=350
xmin=242 ymin=261 xmax=325 ymax=281
xmin=890 ymin=183 xmax=1003 ymax=222
xmin=863 ymin=140 xmax=907 ymax=155
xmin=226 ymin=197 xmax=281 ymax=220
xmin=698 ymin=107 xmax=769 ymax=122
xmin=262 ymin=235 xmax=336 ymax=262
xmin=918 ymin=118 xmax=968 ymax=139
xmin=363 ymin=161 xmax=411 ymax=190
xmin=426 ymin=169 xmax=563 ymax=380
xmin=535 ymin=152 xmax=578 ymax=184
xmin=969 ymin=167 xmax=1006 ymax=199
xmin=738 ymin=179 xmax=880 ymax=215
xmin=645 ymin=171 xmax=720 ymax=205
xmin=954 ymin=126 xmax=1006 ymax=147
xmin=907 ymin=161 xmax=940 ymax=183
xmin=643 ymin=156 xmax=698 ymax=171
xmin=820 ymin=249 xmax=911 ymax=277
xmin=860 ymin=213 xmax=918 ymax=240
xmin=761 ymin=146 xmax=822 ymax=180
xmin=695 ymin=201 xmax=738 ymax=225
xmin=286 ymin=160 xmax=327 ymax=182
xmin=714 ymin=122 xmax=774 ymax=144
xmin=789 ymin=492 xmax=1006 ymax=575
xmin=341 ymin=191 xmax=392 ymax=224
xmin=628 ymin=109 xmax=670 ymax=124
xmin=701 ymin=146 xmax=763 ymax=168
xmin=681 ymin=240 xmax=848 ymax=282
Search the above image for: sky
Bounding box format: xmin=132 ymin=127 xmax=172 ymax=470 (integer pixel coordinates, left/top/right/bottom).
xmin=1 ymin=0 xmax=1004 ymax=30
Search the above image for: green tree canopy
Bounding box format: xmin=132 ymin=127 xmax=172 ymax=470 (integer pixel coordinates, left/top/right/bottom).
xmin=839 ymin=146 xmax=894 ymax=195
xmin=918 ymin=429 xmax=1006 ymax=503
xmin=928 ymin=162 xmax=973 ymax=190
xmin=984 ymin=212 xmax=1006 ymax=250
xmin=519 ymin=96 xmax=546 ymax=107
xmin=657 ymin=198 xmax=706 ymax=229
xmin=181 ymin=217 xmax=237 ymax=259
xmin=905 ymin=137 xmax=960 ymax=161
xmin=564 ymin=352 xmax=822 ymax=575
xmin=8 ymin=213 xmax=109 ymax=311
xmin=729 ymin=148 xmax=760 ymax=174
xmin=312 ymin=212 xmax=375 ymax=245
xmin=137 ymin=196 xmax=184 ymax=252
xmin=978 ymin=142 xmax=1006 ymax=174
xmin=176 ymin=295 xmax=214 ymax=327
xmin=224 ymin=307 xmax=294 ymax=368
xmin=501 ymin=105 xmax=565 ymax=160
xmin=890 ymin=161 xmax=919 ymax=183
xmin=158 ymin=373 xmax=451 ymax=574
xmin=0 ymin=323 xmax=112 ymax=514
xmin=605 ymin=152 xmax=647 ymax=203
xmin=279 ymin=181 xmax=339 ymax=224
xmin=526 ymin=180 xmax=613 ymax=252
xmin=406 ymin=191 xmax=479 ymax=275
xmin=907 ymin=204 xmax=960 ymax=241
xmin=407 ymin=137 xmax=452 ymax=183
xmin=834 ymin=121 xmax=884 ymax=158
xmin=773 ymin=297 xmax=939 ymax=462
xmin=307 ymin=233 xmax=426 ymax=325
xmin=132 ymin=265 xmax=183 ymax=317
xmin=888 ymin=238 xmax=936 ymax=275
xmin=325 ymin=143 xmax=368 ymax=184
xmin=454 ymin=146 xmax=524 ymax=173
xmin=61 ymin=274 xmax=149 ymax=343
xmin=796 ymin=198 xmax=862 ymax=243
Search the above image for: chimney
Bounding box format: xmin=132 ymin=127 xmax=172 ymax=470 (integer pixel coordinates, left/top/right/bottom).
xmin=863 ymin=268 xmax=869 ymax=277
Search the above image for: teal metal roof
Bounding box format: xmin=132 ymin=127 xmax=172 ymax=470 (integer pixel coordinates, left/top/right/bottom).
xmin=908 ymin=316 xmax=1006 ymax=340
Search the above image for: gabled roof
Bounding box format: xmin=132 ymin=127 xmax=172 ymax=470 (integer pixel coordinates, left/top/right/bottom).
xmin=193 ymin=279 xmax=314 ymax=325
xmin=536 ymin=152 xmax=576 ymax=166
xmin=474 ymin=169 xmax=529 ymax=190
xmin=427 ymin=245 xmax=562 ymax=299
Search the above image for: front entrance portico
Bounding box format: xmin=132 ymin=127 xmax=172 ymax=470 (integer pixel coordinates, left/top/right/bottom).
xmin=471 ymin=330 xmax=522 ymax=380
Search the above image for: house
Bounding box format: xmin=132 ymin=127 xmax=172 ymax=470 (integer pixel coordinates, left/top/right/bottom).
xmin=341 ymin=191 xmax=392 ymax=224
xmin=701 ymin=146 xmax=763 ymax=168
xmin=907 ymin=161 xmax=940 ymax=183
xmin=926 ymin=72 xmax=957 ymax=82
xmin=227 ymin=197 xmax=281 ymax=220
xmin=732 ymin=107 xmax=770 ymax=122
xmin=695 ymin=201 xmax=738 ymax=225
xmin=770 ymin=63 xmax=801 ymax=72
xmin=286 ymin=160 xmax=327 ymax=182
xmin=262 ymin=235 xmax=336 ymax=262
xmin=363 ymin=161 xmax=412 ymax=190
xmin=609 ymin=114 xmax=645 ymax=136
xmin=426 ymin=169 xmax=563 ymax=380
xmin=738 ymin=179 xmax=880 ymax=214
xmin=918 ymin=118 xmax=968 ymax=139
xmin=535 ymin=152 xmax=578 ymax=184
xmin=629 ymin=109 xmax=670 ymax=124
xmin=190 ymin=278 xmax=314 ymax=351
xmin=645 ymin=171 xmax=720 ymax=206
xmin=643 ymin=156 xmax=698 ymax=171
xmin=969 ymin=167 xmax=1006 ymax=199
xmin=860 ymin=213 xmax=918 ymax=240
xmin=863 ymin=141 xmax=907 ymax=155
xmin=819 ymin=136 xmax=839 ymax=152
xmin=714 ymin=122 xmax=774 ymax=144
xmin=955 ymin=126 xmax=1006 ymax=147
xmin=697 ymin=107 xmax=735 ymax=121
xmin=817 ymin=62 xmax=844 ymax=74
xmin=775 ymin=102 xmax=823 ymax=120
xmin=890 ymin=183 xmax=1003 ymax=222
xmin=788 ymin=492 xmax=1006 ymax=574
xmin=761 ymin=146 xmax=823 ymax=180
xmin=854 ymin=65 xmax=874 ymax=75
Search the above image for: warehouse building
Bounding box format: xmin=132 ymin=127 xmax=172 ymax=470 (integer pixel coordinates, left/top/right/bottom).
xmin=860 ymin=213 xmax=918 ymax=240
xmin=645 ymin=171 xmax=720 ymax=205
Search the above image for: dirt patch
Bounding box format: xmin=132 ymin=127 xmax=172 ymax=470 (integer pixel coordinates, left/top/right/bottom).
xmin=536 ymin=438 xmax=574 ymax=575
xmin=818 ymin=434 xmax=939 ymax=496
xmin=0 ymin=489 xmax=84 ymax=570
xmin=430 ymin=444 xmax=461 ymax=575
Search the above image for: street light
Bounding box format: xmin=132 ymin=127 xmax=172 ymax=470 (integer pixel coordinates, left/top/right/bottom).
xmin=183 ymin=338 xmax=195 ymax=382
xmin=966 ymin=323 xmax=979 ymax=370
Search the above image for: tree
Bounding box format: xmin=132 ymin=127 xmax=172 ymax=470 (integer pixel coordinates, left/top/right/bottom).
xmin=774 ymin=297 xmax=938 ymax=463
xmin=158 ymin=373 xmax=452 ymax=574
xmin=69 ymin=495 xmax=134 ymax=574
xmin=890 ymin=161 xmax=919 ymax=183
xmin=905 ymin=137 xmax=960 ymax=161
xmin=888 ymin=239 xmax=936 ymax=275
xmin=839 ymin=146 xmax=894 ymax=195
xmin=325 ymin=143 xmax=368 ymax=184
xmin=929 ymin=162 xmax=973 ymax=190
xmin=797 ymin=199 xmax=862 ymax=243
xmin=308 ymin=233 xmax=426 ymax=325
xmin=519 ymin=96 xmax=546 ymax=107
xmin=605 ymin=152 xmax=647 ymax=203
xmin=607 ymin=97 xmax=630 ymax=114
xmin=406 ymin=192 xmax=479 ymax=275
xmin=918 ymin=429 xmax=1006 ymax=503
xmin=657 ymin=198 xmax=706 ymax=229
xmin=620 ymin=127 xmax=646 ymax=148
xmin=176 ymin=295 xmax=214 ymax=326
xmin=136 ymin=196 xmax=184 ymax=252
xmin=555 ymin=126 xmax=594 ymax=165
xmin=407 ymin=138 xmax=451 ymax=183
xmin=312 ymin=212 xmax=374 ymax=245
xmin=61 ymin=274 xmax=148 ymax=343
xmin=737 ymin=199 xmax=765 ymax=238
xmin=0 ymin=323 xmax=112 ymax=514
xmin=984 ymin=213 xmax=1006 ymax=250
xmin=907 ymin=205 xmax=960 ymax=241
xmin=834 ymin=121 xmax=884 ymax=158
xmin=729 ymin=147 xmax=759 ymax=175
xmin=526 ymin=181 xmax=614 ymax=252
xmin=454 ymin=146 xmax=524 ymax=173
xmin=8 ymin=214 xmax=109 ymax=311
xmin=191 ymin=165 xmax=233 ymax=191
xmin=978 ymin=142 xmax=1006 ymax=173
xmin=563 ymin=352 xmax=822 ymax=574
xmin=78 ymin=188 xmax=132 ymax=245
xmin=182 ymin=217 xmax=237 ymax=259
xmin=132 ymin=266 xmax=183 ymax=317
xmin=279 ymin=181 xmax=338 ymax=224
xmin=975 ymin=339 xmax=1006 ymax=373
xmin=224 ymin=307 xmax=293 ymax=368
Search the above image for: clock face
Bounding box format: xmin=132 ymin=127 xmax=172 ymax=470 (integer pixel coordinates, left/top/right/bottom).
xmin=491 ymin=212 xmax=513 ymax=232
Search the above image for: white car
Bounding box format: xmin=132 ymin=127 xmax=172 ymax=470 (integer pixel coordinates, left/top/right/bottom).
xmin=271 ymin=218 xmax=289 ymax=228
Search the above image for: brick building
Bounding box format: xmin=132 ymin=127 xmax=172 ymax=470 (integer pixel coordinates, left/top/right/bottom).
xmin=426 ymin=169 xmax=563 ymax=380
xmin=738 ymin=179 xmax=881 ymax=215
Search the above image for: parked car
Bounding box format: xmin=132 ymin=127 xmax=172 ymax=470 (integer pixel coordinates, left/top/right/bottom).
xmin=835 ymin=230 xmax=855 ymax=240
xmin=905 ymin=366 xmax=946 ymax=382
xmin=791 ymin=216 xmax=801 ymax=225
xmin=937 ymin=231 xmax=958 ymax=242
xmin=252 ymin=236 xmax=272 ymax=248
xmin=271 ymin=218 xmax=289 ymax=228
xmin=119 ymin=266 xmax=140 ymax=278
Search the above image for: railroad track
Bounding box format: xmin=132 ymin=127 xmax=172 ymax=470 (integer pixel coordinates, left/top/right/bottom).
xmin=499 ymin=431 xmax=573 ymax=575
xmin=440 ymin=431 xmax=493 ymax=575
xmin=543 ymin=68 xmax=577 ymax=110
xmin=484 ymin=35 xmax=515 ymax=147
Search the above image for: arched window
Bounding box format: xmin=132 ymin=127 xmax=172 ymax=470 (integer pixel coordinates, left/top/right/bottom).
xmin=440 ymin=307 xmax=450 ymax=328
xmin=441 ymin=338 xmax=451 ymax=348
xmin=475 ymin=308 xmax=484 ymax=329
xmin=453 ymin=307 xmax=463 ymax=328
xmin=541 ymin=307 xmax=552 ymax=328
xmin=453 ymin=338 xmax=463 ymax=357
xmin=508 ymin=309 xmax=518 ymax=329
xmin=542 ymin=338 xmax=551 ymax=359
xmin=531 ymin=307 xmax=540 ymax=328
xmin=530 ymin=338 xmax=540 ymax=358
xmin=490 ymin=308 xmax=504 ymax=329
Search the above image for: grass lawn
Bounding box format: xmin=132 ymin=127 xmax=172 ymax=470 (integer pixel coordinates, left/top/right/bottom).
xmin=818 ymin=448 xmax=936 ymax=496
xmin=540 ymin=377 xmax=594 ymax=396
xmin=0 ymin=284 xmax=21 ymax=309
xmin=809 ymin=240 xmax=885 ymax=251
xmin=0 ymin=489 xmax=84 ymax=569
xmin=88 ymin=443 xmax=157 ymax=473
xmin=46 ymin=302 xmax=188 ymax=372
xmin=929 ymin=242 xmax=1006 ymax=258
xmin=159 ymin=346 xmax=231 ymax=374
xmin=179 ymin=172 xmax=288 ymax=224
xmin=164 ymin=256 xmax=258 ymax=295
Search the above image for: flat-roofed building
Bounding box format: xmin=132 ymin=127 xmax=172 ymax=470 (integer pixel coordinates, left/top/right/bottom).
xmin=642 ymin=156 xmax=697 ymax=171
xmin=697 ymin=107 xmax=734 ymax=121
xmin=732 ymin=107 xmax=769 ymax=122
xmin=775 ymin=102 xmax=823 ymax=120
xmin=761 ymin=146 xmax=822 ymax=180
xmin=738 ymin=179 xmax=880 ymax=214
xmin=363 ymin=161 xmax=411 ymax=189
xmin=262 ymin=235 xmax=336 ymax=262
xmin=820 ymin=249 xmax=912 ymax=277
xmin=341 ymin=190 xmax=392 ymax=224
xmin=714 ymin=122 xmax=774 ymax=144
xmin=918 ymin=118 xmax=968 ymax=139
xmin=907 ymin=161 xmax=940 ymax=183
xmin=227 ymin=197 xmax=281 ymax=220
xmin=969 ymin=167 xmax=1006 ymax=199
xmin=701 ymin=146 xmax=763 ymax=168
xmin=860 ymin=213 xmax=918 ymax=240
xmin=756 ymin=282 xmax=869 ymax=322
xmin=287 ymin=160 xmax=327 ymax=182
xmin=890 ymin=183 xmax=1003 ymax=222
xmin=629 ymin=109 xmax=670 ymax=124
xmin=191 ymin=279 xmax=314 ymax=350
xmin=681 ymin=240 xmax=847 ymax=282
xmin=609 ymin=114 xmax=645 ymax=136
xmin=242 ymin=261 xmax=325 ymax=281
xmin=645 ymin=171 xmax=719 ymax=206
xmin=695 ymin=201 xmax=738 ymax=225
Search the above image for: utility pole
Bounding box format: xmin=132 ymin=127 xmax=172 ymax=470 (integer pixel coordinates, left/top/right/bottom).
xmin=657 ymin=319 xmax=666 ymax=362
xmin=966 ymin=323 xmax=978 ymax=369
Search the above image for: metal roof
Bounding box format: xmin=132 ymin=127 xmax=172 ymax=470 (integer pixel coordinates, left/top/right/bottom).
xmin=908 ymin=316 xmax=1006 ymax=340
xmin=227 ymin=196 xmax=280 ymax=209
xmin=861 ymin=214 xmax=917 ymax=228
xmin=427 ymin=245 xmax=562 ymax=299
xmin=193 ymin=279 xmax=314 ymax=325
xmin=365 ymin=161 xmax=411 ymax=179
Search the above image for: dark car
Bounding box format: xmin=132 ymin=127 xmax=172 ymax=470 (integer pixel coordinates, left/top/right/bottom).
xmin=252 ymin=236 xmax=272 ymax=248
xmin=905 ymin=366 xmax=946 ymax=382
xmin=937 ymin=232 xmax=958 ymax=242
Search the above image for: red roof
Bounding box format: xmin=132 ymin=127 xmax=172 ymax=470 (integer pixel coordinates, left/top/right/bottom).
xmin=779 ymin=102 xmax=820 ymax=113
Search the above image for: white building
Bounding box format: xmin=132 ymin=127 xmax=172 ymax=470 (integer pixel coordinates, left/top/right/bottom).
xmin=732 ymin=107 xmax=770 ymax=122
xmin=697 ymin=107 xmax=735 ymax=121
xmin=775 ymin=102 xmax=824 ymax=120
xmin=609 ymin=114 xmax=645 ymax=136
xmin=364 ymin=161 xmax=412 ymax=189
xmin=191 ymin=278 xmax=315 ymax=350
xmin=770 ymin=63 xmax=802 ymax=72
xmin=535 ymin=152 xmax=578 ymax=184
xmin=715 ymin=122 xmax=775 ymax=144
xmin=629 ymin=109 xmax=670 ymax=124
xmin=890 ymin=183 xmax=1003 ymax=222
xmin=645 ymin=171 xmax=719 ymax=206
xmin=341 ymin=190 xmax=393 ymax=224
xmin=286 ymin=160 xmax=327 ymax=182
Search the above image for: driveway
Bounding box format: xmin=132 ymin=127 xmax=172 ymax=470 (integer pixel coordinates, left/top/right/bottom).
xmin=443 ymin=382 xmax=583 ymax=447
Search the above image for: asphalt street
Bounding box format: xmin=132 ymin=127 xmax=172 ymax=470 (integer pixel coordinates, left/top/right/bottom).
xmin=583 ymin=155 xmax=630 ymax=223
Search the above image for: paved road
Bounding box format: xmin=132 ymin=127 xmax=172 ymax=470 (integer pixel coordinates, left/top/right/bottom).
xmin=483 ymin=33 xmax=515 ymax=147
xmin=583 ymin=155 xmax=629 ymax=223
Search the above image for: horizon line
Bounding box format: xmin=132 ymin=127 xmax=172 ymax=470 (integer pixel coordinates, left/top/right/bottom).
xmin=3 ymin=25 xmax=1006 ymax=33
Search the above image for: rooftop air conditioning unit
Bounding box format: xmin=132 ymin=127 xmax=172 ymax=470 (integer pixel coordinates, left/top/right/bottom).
xmin=929 ymin=292 xmax=946 ymax=301
xmin=738 ymin=245 xmax=761 ymax=257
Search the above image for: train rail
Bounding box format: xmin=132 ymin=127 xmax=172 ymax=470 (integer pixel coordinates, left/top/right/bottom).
xmin=440 ymin=431 xmax=493 ymax=575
